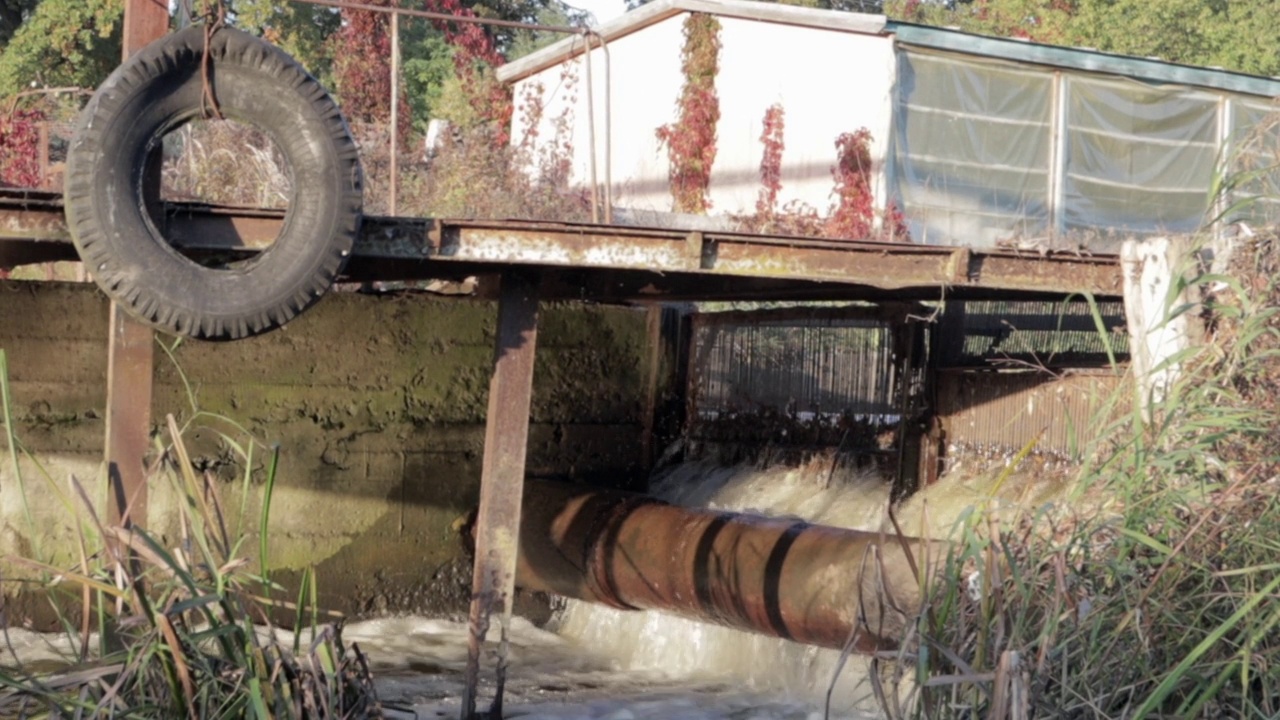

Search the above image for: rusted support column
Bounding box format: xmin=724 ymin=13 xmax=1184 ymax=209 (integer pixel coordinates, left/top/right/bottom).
xmin=105 ymin=308 xmax=154 ymax=527
xmin=103 ymin=0 xmax=167 ymax=530
xmin=640 ymin=305 xmax=663 ymax=473
xmin=513 ymin=479 xmax=942 ymax=652
xmin=123 ymin=0 xmax=169 ymax=55
xmin=462 ymin=270 xmax=541 ymax=720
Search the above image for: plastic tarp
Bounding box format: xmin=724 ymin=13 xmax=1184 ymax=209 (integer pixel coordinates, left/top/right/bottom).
xmin=1062 ymin=77 xmax=1218 ymax=237
xmin=892 ymin=51 xmax=1053 ymax=246
xmin=891 ymin=48 xmax=1278 ymax=247
xmin=1226 ymin=99 xmax=1280 ymax=226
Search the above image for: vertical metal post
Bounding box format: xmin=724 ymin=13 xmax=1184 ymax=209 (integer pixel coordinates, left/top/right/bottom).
xmin=640 ymin=305 xmax=663 ymax=473
xmin=389 ymin=9 xmax=400 ymax=217
xmin=1213 ymin=95 xmax=1233 ymax=239
xmin=105 ymin=310 xmax=155 ymax=527
xmin=123 ymin=0 xmax=169 ymax=58
xmin=106 ymin=0 xmax=167 ymax=528
xmin=36 ymin=124 xmax=49 ymax=189
xmin=462 ymin=270 xmax=541 ymax=720
xmin=582 ymin=35 xmax=600 ymax=224
xmin=1048 ymin=71 xmax=1068 ymax=238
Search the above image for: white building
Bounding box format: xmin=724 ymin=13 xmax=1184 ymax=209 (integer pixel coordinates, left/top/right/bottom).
xmin=498 ymin=0 xmax=1280 ymax=248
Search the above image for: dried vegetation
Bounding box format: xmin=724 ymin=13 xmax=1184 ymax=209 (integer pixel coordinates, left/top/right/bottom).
xmin=862 ymin=235 xmax=1280 ymax=719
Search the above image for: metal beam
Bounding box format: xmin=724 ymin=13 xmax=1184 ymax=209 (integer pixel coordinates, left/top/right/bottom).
xmin=462 ymin=270 xmax=541 ymax=720
xmin=0 ymin=194 xmax=1127 ymax=300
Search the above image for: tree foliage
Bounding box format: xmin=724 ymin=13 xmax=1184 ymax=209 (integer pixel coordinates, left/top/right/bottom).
xmin=0 ymin=0 xmax=122 ymax=99
xmin=229 ymin=0 xmax=340 ymax=83
xmin=327 ymin=0 xmax=397 ymax=125
xmin=887 ymin=0 xmax=1280 ymax=78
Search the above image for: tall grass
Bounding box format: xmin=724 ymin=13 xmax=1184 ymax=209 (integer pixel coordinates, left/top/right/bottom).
xmin=0 ymin=351 xmax=383 ymax=718
xmin=879 ymin=234 xmax=1280 ymax=719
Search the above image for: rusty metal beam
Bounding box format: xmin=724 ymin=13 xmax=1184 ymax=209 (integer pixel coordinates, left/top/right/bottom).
xmin=513 ymin=479 xmax=941 ymax=652
xmin=103 ymin=0 xmax=166 ymax=531
xmin=104 ymin=307 xmax=154 ymax=528
xmin=123 ymin=0 xmax=169 ymax=56
xmin=0 ymin=192 xmax=1125 ymax=300
xmin=462 ymin=270 xmax=541 ymax=720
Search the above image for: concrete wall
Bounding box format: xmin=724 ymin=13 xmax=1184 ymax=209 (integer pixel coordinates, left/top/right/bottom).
xmin=510 ymin=13 xmax=896 ymax=216
xmin=0 ymin=280 xmax=651 ymax=618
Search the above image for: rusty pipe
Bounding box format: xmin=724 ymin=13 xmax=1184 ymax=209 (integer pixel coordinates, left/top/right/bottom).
xmin=513 ymin=480 xmax=942 ymax=652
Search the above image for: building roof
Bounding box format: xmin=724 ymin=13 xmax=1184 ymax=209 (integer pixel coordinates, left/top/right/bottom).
xmin=496 ymin=0 xmax=1280 ymax=99
xmin=496 ymin=0 xmax=886 ymax=83
xmin=889 ymin=21 xmax=1280 ymax=98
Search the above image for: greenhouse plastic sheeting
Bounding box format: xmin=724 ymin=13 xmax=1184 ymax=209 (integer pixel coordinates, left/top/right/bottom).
xmin=892 ymin=51 xmax=1053 ymax=247
xmin=1227 ymin=99 xmax=1280 ymax=226
xmin=1062 ymin=77 xmax=1218 ymax=237
xmin=891 ymin=47 xmax=1279 ymax=248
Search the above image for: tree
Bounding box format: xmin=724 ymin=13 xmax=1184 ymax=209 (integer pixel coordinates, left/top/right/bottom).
xmin=886 ymin=0 xmax=1280 ymax=78
xmin=0 ymin=0 xmax=39 ymax=48
xmin=327 ymin=0 xmax=398 ymax=125
xmin=0 ymin=0 xmax=122 ymax=99
xmin=230 ymin=0 xmax=341 ymax=83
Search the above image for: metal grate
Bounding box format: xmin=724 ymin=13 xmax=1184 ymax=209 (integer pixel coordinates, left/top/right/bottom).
xmin=937 ymin=299 xmax=1129 ymax=369
xmin=688 ymin=308 xmax=907 ymax=449
xmin=937 ymin=370 xmax=1123 ymax=458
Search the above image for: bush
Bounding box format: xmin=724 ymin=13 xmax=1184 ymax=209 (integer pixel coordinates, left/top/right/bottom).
xmin=875 ymin=234 xmax=1280 ymax=719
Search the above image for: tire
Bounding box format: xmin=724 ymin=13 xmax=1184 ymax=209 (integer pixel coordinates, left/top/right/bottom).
xmin=65 ymin=24 xmax=363 ymax=340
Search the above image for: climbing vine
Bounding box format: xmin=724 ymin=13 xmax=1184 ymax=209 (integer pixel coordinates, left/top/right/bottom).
xmin=738 ymin=112 xmax=909 ymax=242
xmin=655 ymin=13 xmax=721 ymax=214
xmin=826 ymin=129 xmax=910 ymax=241
xmin=826 ymin=129 xmax=876 ymax=239
xmin=425 ymin=0 xmax=513 ymax=146
xmin=0 ymin=108 xmax=44 ymax=189
xmin=515 ymin=61 xmax=579 ymax=188
xmin=755 ymin=103 xmax=785 ymax=221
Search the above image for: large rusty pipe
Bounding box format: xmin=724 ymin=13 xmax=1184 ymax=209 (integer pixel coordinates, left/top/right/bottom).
xmin=514 ymin=480 xmax=942 ymax=652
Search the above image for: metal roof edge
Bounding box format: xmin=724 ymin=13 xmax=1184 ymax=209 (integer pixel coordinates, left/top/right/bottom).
xmin=497 ymin=0 xmax=886 ymax=84
xmin=888 ymin=21 xmax=1280 ymax=98
xmin=497 ymin=0 xmax=680 ymax=84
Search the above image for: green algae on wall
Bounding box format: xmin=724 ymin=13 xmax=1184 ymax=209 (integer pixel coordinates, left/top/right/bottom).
xmin=0 ymin=280 xmax=653 ymax=619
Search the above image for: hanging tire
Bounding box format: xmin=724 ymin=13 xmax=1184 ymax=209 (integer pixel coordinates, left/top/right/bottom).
xmin=65 ymin=24 xmax=363 ymax=340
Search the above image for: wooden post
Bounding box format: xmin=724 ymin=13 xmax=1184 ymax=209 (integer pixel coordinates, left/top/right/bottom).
xmin=462 ymin=270 xmax=541 ymax=720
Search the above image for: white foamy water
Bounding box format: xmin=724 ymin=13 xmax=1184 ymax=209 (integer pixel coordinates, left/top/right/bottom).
xmin=346 ymin=616 xmax=838 ymax=719
xmin=0 ymin=617 xmax=845 ymax=719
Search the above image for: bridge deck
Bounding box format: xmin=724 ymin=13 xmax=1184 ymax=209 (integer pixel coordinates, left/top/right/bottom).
xmin=0 ymin=189 xmax=1122 ymax=301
